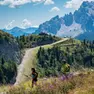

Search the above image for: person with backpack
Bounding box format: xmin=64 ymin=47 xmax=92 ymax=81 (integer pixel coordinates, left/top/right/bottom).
xmin=31 ymin=68 xmax=38 ymax=87
xmin=61 ymin=60 xmax=70 ymax=79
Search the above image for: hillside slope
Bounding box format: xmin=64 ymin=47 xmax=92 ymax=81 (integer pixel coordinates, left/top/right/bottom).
xmin=0 ymin=30 xmax=21 ymax=64
xmin=15 ymin=38 xmax=69 ymax=85
xmin=0 ymin=38 xmax=94 ymax=94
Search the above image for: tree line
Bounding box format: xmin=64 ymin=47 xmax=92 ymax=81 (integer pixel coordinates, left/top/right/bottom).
xmin=0 ymin=58 xmax=17 ymax=84
xmin=0 ymin=30 xmax=14 ymax=44
xmin=36 ymin=39 xmax=94 ymax=77
xmin=16 ymin=32 xmax=60 ymax=49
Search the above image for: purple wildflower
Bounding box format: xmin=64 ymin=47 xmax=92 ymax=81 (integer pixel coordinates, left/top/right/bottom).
xmin=68 ymin=73 xmax=73 ymax=78
xmin=49 ymin=85 xmax=54 ymax=89
xmin=60 ymin=75 xmax=66 ymax=81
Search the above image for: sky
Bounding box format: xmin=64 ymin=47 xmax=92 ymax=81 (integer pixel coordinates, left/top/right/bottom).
xmin=0 ymin=0 xmax=94 ymax=29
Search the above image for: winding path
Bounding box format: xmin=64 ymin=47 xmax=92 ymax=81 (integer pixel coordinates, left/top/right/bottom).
xmin=15 ymin=38 xmax=69 ymax=85
xmin=15 ymin=48 xmax=36 ymax=85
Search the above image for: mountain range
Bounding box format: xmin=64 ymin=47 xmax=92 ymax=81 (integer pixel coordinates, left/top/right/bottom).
xmin=2 ymin=1 xmax=94 ymax=40
xmin=34 ymin=1 xmax=94 ymax=40
xmin=3 ymin=27 xmax=37 ymax=37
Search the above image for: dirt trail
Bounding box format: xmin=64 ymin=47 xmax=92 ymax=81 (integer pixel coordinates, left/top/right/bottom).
xmin=15 ymin=38 xmax=69 ymax=85
xmin=15 ymin=48 xmax=36 ymax=85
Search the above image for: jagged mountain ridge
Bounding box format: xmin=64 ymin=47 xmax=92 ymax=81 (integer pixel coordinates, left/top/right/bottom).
xmin=34 ymin=1 xmax=94 ymax=40
xmin=35 ymin=15 xmax=62 ymax=35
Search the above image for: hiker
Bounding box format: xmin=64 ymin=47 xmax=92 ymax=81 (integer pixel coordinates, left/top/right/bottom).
xmin=31 ymin=68 xmax=38 ymax=87
xmin=61 ymin=60 xmax=70 ymax=79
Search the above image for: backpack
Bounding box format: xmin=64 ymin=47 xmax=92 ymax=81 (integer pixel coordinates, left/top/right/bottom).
xmin=32 ymin=72 xmax=38 ymax=79
xmin=62 ymin=64 xmax=70 ymax=73
xmin=35 ymin=72 xmax=38 ymax=79
xmin=65 ymin=64 xmax=70 ymax=72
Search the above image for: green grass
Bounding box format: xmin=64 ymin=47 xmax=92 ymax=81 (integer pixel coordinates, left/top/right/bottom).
xmin=54 ymin=38 xmax=81 ymax=56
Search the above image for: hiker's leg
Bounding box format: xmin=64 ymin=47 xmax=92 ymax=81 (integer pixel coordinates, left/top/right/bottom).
xmin=34 ymin=81 xmax=37 ymax=86
xmin=32 ymin=80 xmax=34 ymax=88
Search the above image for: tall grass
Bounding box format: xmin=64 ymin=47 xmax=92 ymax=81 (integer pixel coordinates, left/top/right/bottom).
xmin=0 ymin=71 xmax=94 ymax=94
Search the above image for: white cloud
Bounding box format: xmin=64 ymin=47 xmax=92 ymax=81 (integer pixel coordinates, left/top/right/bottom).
xmin=21 ymin=19 xmax=32 ymax=28
xmin=5 ymin=20 xmax=15 ymax=30
xmin=50 ymin=7 xmax=60 ymax=12
xmin=32 ymin=0 xmax=44 ymax=2
xmin=0 ymin=0 xmax=54 ymax=8
xmin=0 ymin=0 xmax=31 ymax=8
xmin=44 ymin=0 xmax=54 ymax=5
xmin=65 ymin=0 xmax=94 ymax=9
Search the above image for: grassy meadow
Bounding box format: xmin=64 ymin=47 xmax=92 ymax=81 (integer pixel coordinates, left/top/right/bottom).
xmin=0 ymin=71 xmax=94 ymax=94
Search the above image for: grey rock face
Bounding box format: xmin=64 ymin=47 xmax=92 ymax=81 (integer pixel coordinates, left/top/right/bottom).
xmin=35 ymin=15 xmax=62 ymax=34
xmin=63 ymin=12 xmax=73 ymax=26
xmin=74 ymin=1 xmax=94 ymax=32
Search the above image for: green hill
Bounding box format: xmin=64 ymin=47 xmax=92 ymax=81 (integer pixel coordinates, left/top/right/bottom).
xmin=0 ymin=30 xmax=21 ymax=63
xmin=16 ymin=33 xmax=61 ymax=49
xmin=0 ymin=30 xmax=21 ymax=84
xmin=36 ymin=38 xmax=94 ymax=77
xmin=15 ymin=38 xmax=68 ymax=85
xmin=15 ymin=38 xmax=94 ymax=85
xmin=0 ymin=31 xmax=61 ymax=85
xmin=0 ymin=38 xmax=94 ymax=94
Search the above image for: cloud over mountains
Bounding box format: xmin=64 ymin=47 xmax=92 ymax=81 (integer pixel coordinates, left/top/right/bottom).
xmin=21 ymin=19 xmax=32 ymax=28
xmin=0 ymin=0 xmax=54 ymax=8
xmin=65 ymin=0 xmax=94 ymax=9
xmin=50 ymin=7 xmax=60 ymax=12
xmin=5 ymin=20 xmax=15 ymax=30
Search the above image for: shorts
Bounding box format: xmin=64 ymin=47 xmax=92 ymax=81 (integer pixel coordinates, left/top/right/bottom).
xmin=33 ymin=79 xmax=37 ymax=82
